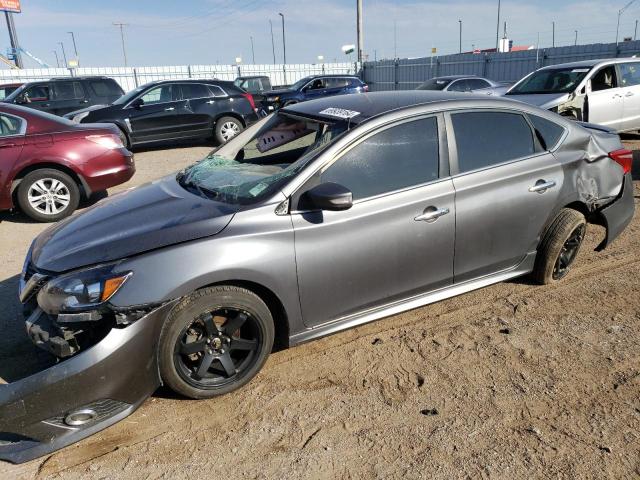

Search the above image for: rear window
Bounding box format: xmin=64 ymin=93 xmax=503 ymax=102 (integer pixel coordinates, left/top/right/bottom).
xmin=89 ymin=79 xmax=123 ymax=97
xmin=451 ymin=111 xmax=536 ymax=173
xmin=527 ymin=114 xmax=565 ymax=150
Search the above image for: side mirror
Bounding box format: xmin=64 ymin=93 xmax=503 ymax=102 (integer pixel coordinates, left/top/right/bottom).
xmin=303 ymin=182 xmax=353 ymax=211
xmin=131 ymin=98 xmax=144 ymax=109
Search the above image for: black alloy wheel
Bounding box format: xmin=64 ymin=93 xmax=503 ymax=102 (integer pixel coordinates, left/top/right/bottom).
xmin=552 ymin=224 xmax=585 ymax=280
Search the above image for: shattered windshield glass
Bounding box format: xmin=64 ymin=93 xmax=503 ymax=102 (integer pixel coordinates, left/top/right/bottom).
xmin=507 ymin=67 xmax=592 ymax=95
xmin=177 ymin=112 xmax=347 ymax=204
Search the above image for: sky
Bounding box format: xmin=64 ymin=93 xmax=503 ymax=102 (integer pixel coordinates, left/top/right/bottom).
xmin=2 ymin=0 xmax=639 ymax=68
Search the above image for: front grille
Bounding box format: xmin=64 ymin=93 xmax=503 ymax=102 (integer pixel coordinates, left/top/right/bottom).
xmin=43 ymin=399 xmax=130 ymax=429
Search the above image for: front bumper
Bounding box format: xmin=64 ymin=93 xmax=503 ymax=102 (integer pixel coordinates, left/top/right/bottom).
xmin=0 ymin=300 xmax=176 ymax=464
xmin=595 ymin=173 xmax=635 ymax=252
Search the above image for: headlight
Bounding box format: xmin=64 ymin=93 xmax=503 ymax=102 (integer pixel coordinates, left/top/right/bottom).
xmin=37 ymin=264 xmax=132 ymax=315
xmin=72 ymin=111 xmax=90 ymax=123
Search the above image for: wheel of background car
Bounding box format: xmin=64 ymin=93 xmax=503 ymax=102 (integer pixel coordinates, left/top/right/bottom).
xmin=158 ymin=285 xmax=275 ymax=399
xmin=532 ymin=208 xmax=587 ymax=284
xmin=215 ymin=116 xmax=243 ymax=144
xmin=17 ymin=169 xmax=80 ymax=222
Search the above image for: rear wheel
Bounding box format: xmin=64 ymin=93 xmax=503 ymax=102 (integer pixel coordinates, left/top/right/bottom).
xmin=17 ymin=169 xmax=80 ymax=222
xmin=214 ymin=116 xmax=243 ymax=144
xmin=159 ymin=286 xmax=274 ymax=399
xmin=532 ymin=208 xmax=587 ymax=284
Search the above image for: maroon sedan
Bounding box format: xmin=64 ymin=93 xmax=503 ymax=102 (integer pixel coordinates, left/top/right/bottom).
xmin=0 ymin=104 xmax=134 ymax=222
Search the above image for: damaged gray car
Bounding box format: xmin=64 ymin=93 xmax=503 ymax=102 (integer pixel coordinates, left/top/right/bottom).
xmin=1 ymin=91 xmax=634 ymax=463
xmin=506 ymin=57 xmax=640 ymax=131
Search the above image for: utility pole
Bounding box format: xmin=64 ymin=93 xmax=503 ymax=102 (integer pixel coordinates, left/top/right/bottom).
xmin=617 ymin=0 xmax=638 ymax=45
xmin=356 ymin=0 xmax=363 ymax=63
xmin=278 ymin=13 xmax=286 ymax=83
xmin=4 ymin=12 xmax=23 ymax=68
xmin=52 ymin=50 xmax=60 ymax=68
xmin=394 ymin=20 xmax=397 ymax=58
xmin=113 ymin=22 xmax=129 ymax=67
xmin=574 ymin=30 xmax=578 ymax=45
xmin=552 ymin=21 xmax=555 ymax=47
xmin=58 ymin=41 xmax=68 ymax=67
xmin=495 ymin=0 xmax=501 ymax=51
xmin=635 ymin=19 xmax=638 ymax=40
xmin=459 ymin=20 xmax=462 ymax=54
xmin=269 ymin=20 xmax=276 ymax=65
xmin=250 ymin=35 xmax=255 ymax=64
xmin=67 ymin=31 xmax=79 ymax=65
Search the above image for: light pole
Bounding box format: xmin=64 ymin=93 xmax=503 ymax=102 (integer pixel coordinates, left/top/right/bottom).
xmin=269 ymin=19 xmax=276 ymax=65
xmin=459 ymin=20 xmax=462 ymax=54
xmin=113 ymin=22 xmax=129 ymax=67
xmin=52 ymin=50 xmax=60 ymax=68
xmin=617 ymin=0 xmax=638 ymax=45
xmin=635 ymin=19 xmax=639 ymax=40
xmin=495 ymin=0 xmax=501 ymax=51
xmin=279 ymin=12 xmax=286 ymax=83
xmin=58 ymin=41 xmax=68 ymax=67
xmin=552 ymin=21 xmax=555 ymax=47
xmin=250 ymin=36 xmax=255 ymax=64
xmin=574 ymin=30 xmax=578 ymax=45
xmin=67 ymin=31 xmax=79 ymax=65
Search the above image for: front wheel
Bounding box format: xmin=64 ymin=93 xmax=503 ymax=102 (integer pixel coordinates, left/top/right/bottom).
xmin=532 ymin=208 xmax=587 ymax=284
xmin=17 ymin=169 xmax=80 ymax=222
xmin=159 ymin=286 xmax=274 ymax=399
xmin=214 ymin=116 xmax=243 ymax=144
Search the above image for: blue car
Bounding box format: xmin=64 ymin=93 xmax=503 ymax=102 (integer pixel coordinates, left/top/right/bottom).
xmin=263 ymin=74 xmax=367 ymax=110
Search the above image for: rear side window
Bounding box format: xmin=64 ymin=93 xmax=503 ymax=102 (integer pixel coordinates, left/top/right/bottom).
xmin=0 ymin=114 xmax=24 ymax=137
xmin=207 ymin=85 xmax=228 ymax=97
xmin=53 ymin=81 xmax=85 ymax=100
xmin=180 ymin=83 xmax=212 ymax=99
xmin=619 ymin=62 xmax=640 ymax=87
xmin=527 ymin=114 xmax=565 ymax=150
xmin=327 ymin=78 xmax=350 ymax=88
xmin=89 ymin=80 xmax=123 ymax=97
xmin=321 ymin=117 xmax=440 ymax=200
xmin=467 ymin=79 xmax=491 ymax=90
xmin=448 ymin=80 xmax=469 ymax=92
xmin=451 ymin=112 xmax=535 ymax=173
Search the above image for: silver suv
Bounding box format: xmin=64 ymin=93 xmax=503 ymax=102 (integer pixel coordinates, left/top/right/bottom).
xmin=3 ymin=91 xmax=634 ymax=463
xmin=506 ymin=57 xmax=640 ymax=131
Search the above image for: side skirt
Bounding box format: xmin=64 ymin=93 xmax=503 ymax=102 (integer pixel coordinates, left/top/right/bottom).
xmin=289 ymin=252 xmax=536 ymax=346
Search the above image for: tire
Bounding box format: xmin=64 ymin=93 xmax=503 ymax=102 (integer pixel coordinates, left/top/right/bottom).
xmin=214 ymin=116 xmax=243 ymax=144
xmin=159 ymin=285 xmax=275 ymax=399
xmin=532 ymin=208 xmax=587 ymax=285
xmin=17 ymin=169 xmax=80 ymax=222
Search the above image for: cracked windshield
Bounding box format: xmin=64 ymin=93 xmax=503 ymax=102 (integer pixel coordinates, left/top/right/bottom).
xmin=178 ymin=113 xmax=347 ymax=204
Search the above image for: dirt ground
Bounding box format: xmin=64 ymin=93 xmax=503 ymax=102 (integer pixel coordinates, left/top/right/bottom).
xmin=0 ymin=138 xmax=639 ymax=479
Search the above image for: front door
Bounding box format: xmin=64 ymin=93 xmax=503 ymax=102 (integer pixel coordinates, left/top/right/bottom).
xmin=587 ymin=65 xmax=624 ymax=130
xmin=448 ymin=110 xmax=564 ymax=282
xmin=128 ymin=84 xmax=184 ymax=143
xmin=0 ymin=112 xmax=25 ymax=209
xmin=292 ymin=116 xmax=455 ymax=327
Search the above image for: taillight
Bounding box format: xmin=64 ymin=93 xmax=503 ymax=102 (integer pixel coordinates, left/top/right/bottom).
xmin=86 ymin=134 xmax=124 ymax=149
xmin=242 ymin=92 xmax=257 ymax=111
xmin=609 ymin=148 xmax=633 ymax=174
xmin=363 ymin=84 xmax=369 ymax=92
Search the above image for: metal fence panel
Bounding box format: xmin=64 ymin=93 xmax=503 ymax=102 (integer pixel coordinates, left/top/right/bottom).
xmin=0 ymin=62 xmax=357 ymax=92
xmin=363 ymin=40 xmax=640 ymax=91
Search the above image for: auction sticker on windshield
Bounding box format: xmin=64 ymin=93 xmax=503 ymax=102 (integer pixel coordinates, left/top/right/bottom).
xmin=319 ymin=108 xmax=360 ymax=119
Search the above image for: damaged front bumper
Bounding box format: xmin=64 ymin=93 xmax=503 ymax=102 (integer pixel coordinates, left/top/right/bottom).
xmin=0 ymin=300 xmax=176 ymax=464
xmin=594 ymin=173 xmax=635 ymax=251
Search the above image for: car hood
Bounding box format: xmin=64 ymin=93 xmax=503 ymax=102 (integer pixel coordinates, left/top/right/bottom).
xmin=64 ymin=104 xmax=111 ymax=119
xmin=505 ymin=92 xmax=570 ymax=109
xmin=31 ymin=175 xmax=239 ymax=272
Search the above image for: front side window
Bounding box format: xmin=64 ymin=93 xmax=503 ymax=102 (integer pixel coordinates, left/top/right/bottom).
xmin=140 ymin=85 xmax=174 ymax=105
xmin=23 ymin=85 xmax=50 ymax=102
xmin=0 ymin=114 xmax=24 ymax=137
xmin=448 ymin=80 xmax=470 ymax=92
xmin=53 ymin=82 xmax=85 ymax=100
xmin=321 ymin=117 xmax=440 ymax=201
xmin=619 ymin=62 xmax=640 ymax=87
xmin=507 ymin=67 xmax=591 ymax=95
xmin=452 ymin=112 xmax=535 ymax=173
xmin=591 ymin=66 xmax=618 ymax=91
xmin=177 ymin=112 xmax=349 ymax=205
xmin=307 ymin=78 xmax=327 ymax=90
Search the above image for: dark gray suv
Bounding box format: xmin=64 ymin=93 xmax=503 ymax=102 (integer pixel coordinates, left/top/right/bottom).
xmin=2 ymin=91 xmax=634 ymax=463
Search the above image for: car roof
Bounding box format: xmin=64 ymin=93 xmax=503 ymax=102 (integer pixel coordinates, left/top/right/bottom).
xmin=433 ymin=75 xmax=480 ymax=80
xmin=145 ymin=79 xmax=233 ymax=86
xmin=539 ymin=57 xmax=640 ymax=70
xmin=282 ymin=90 xmax=523 ymax=124
xmin=0 ymin=82 xmax=23 ymax=87
xmin=236 ymin=76 xmax=269 ymax=80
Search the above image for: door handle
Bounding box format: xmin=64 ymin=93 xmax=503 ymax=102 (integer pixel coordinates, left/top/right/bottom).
xmin=80 ymin=99 xmax=89 ymax=104
xmin=164 ymin=107 xmax=176 ymax=111
xmin=529 ymin=180 xmax=556 ymax=193
xmin=206 ymin=100 xmax=215 ymax=104
xmin=414 ymin=207 xmax=450 ymax=223
xmin=626 ymin=91 xmax=635 ymax=97
xmin=613 ymin=93 xmax=623 ymax=99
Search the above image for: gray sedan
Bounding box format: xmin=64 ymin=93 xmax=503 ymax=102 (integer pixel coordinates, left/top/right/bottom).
xmin=417 ymin=75 xmax=511 ymax=95
xmin=3 ymin=91 xmax=634 ymax=463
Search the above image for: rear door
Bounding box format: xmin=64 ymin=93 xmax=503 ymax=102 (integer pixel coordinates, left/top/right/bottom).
xmin=0 ymin=112 xmax=25 ymax=207
xmin=587 ymin=64 xmax=624 ymax=130
xmin=448 ymin=110 xmax=564 ymax=282
xmin=50 ymin=81 xmax=90 ymax=115
xmin=292 ymin=115 xmax=455 ymax=327
xmin=617 ymin=61 xmax=640 ymax=131
xmin=128 ymin=84 xmax=183 ymax=143
xmin=175 ymin=83 xmax=217 ymax=138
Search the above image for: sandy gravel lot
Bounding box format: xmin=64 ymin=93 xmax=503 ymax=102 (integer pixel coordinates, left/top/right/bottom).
xmin=0 ymin=138 xmax=639 ymax=479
